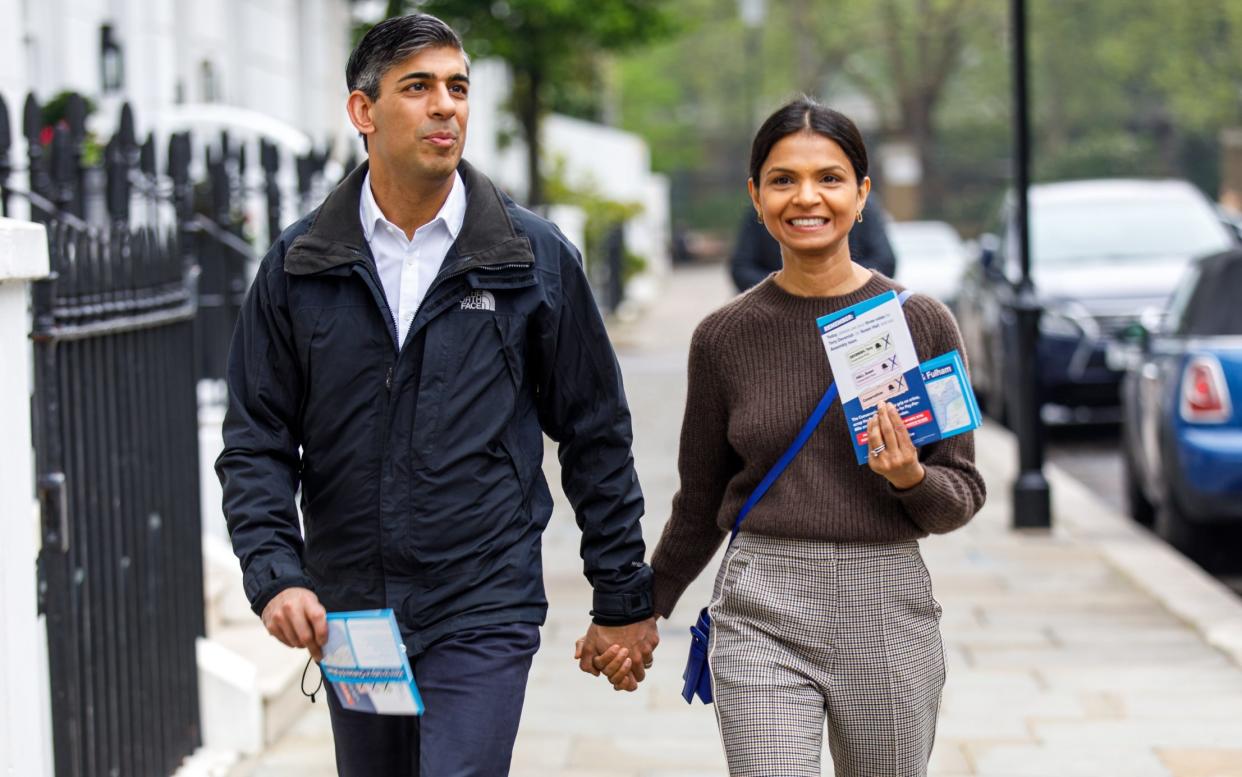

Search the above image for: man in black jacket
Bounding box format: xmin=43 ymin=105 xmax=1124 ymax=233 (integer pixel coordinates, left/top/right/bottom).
xmin=216 ymin=13 xmax=656 ymax=776
xmin=730 ymin=194 xmax=897 ymax=291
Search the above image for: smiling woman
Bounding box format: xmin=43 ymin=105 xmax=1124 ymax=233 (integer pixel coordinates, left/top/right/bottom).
xmin=647 ymin=97 xmax=985 ymax=777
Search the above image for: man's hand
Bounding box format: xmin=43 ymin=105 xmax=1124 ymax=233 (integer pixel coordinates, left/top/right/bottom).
xmin=261 ymin=586 xmax=328 ymax=661
xmin=574 ymin=617 xmax=659 ymax=692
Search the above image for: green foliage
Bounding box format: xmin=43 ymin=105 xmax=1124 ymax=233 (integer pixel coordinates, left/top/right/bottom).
xmin=352 ymin=1 xmax=1242 ymax=230
xmin=611 ymin=0 xmax=1242 ymax=234
xmin=615 ymin=0 xmax=738 ymax=173
xmin=39 ymin=91 xmax=102 ymax=166
xmin=543 ymin=157 xmax=646 ymax=281
xmin=414 ymin=0 xmax=679 ymax=122
xmin=1036 ymin=131 xmax=1159 ymax=182
xmin=358 ymin=1 xmax=678 ymax=202
xmin=417 ymin=0 xmax=677 ymax=63
xmin=40 ymin=91 xmax=97 ymax=128
xmin=1021 ymin=0 xmax=1242 ymax=198
xmin=352 ymin=0 xmax=407 ymax=45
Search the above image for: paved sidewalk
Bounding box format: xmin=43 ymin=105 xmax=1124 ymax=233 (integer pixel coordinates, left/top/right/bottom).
xmin=237 ymin=264 xmax=1242 ymax=777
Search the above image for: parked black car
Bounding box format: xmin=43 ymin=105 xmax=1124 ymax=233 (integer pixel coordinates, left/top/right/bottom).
xmin=1118 ymin=248 xmax=1242 ymax=554
xmin=955 ymin=179 xmax=1237 ymax=424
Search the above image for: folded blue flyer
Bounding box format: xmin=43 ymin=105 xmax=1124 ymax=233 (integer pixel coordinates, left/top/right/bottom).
xmin=816 ymin=290 xmax=982 ymax=464
xmin=320 ymin=609 xmax=424 ymax=715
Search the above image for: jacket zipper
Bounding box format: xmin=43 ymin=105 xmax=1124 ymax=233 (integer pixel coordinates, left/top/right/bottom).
xmin=344 ymin=255 xmax=400 ymax=352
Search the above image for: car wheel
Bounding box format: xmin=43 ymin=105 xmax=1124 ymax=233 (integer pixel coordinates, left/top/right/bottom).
xmin=1122 ymin=448 xmax=1155 ymax=527
xmin=1154 ymin=491 xmax=1205 ymax=559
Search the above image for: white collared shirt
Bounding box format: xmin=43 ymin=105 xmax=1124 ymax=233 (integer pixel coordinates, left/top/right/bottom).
xmin=359 ymin=170 xmax=467 ymax=348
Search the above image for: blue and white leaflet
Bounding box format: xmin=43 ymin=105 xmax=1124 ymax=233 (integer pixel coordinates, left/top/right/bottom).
xmin=816 ymin=290 xmax=981 ymax=464
xmin=320 ymin=609 xmax=424 ymax=715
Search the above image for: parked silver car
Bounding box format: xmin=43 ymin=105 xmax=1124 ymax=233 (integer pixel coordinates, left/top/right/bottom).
xmin=955 ymin=179 xmax=1237 ymax=423
xmin=889 ymin=220 xmax=969 ymax=306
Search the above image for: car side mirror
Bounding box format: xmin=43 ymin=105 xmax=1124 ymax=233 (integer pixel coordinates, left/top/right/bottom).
xmin=1214 ymin=206 xmax=1242 ymax=243
xmin=1118 ymin=321 xmax=1150 ymax=352
xmin=1107 ymin=320 xmax=1151 ymax=371
xmin=1138 ymin=307 xmax=1165 ymax=335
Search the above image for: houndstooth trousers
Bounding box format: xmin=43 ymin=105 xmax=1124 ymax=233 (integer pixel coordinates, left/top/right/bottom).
xmin=707 ymin=533 xmax=946 ymax=777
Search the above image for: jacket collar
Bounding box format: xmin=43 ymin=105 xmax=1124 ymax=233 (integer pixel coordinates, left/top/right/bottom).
xmin=285 ymin=158 xmax=535 ymax=276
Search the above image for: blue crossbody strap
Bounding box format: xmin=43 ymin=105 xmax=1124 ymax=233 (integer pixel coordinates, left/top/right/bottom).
xmin=727 ymin=289 xmax=913 ymax=544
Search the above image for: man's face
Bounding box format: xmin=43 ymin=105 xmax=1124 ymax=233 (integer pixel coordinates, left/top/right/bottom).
xmin=362 ymin=45 xmax=470 ymax=182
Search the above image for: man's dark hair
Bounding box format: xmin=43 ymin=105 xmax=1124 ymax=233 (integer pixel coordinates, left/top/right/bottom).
xmin=748 ymin=97 xmax=868 ymax=187
xmin=346 ymin=13 xmax=469 ymax=100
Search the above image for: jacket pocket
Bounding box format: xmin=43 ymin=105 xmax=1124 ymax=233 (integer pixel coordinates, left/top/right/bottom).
xmin=499 ymin=425 xmax=535 ymax=501
xmin=413 ymin=309 xmax=520 ymax=460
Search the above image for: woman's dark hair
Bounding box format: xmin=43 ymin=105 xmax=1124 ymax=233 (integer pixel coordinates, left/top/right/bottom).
xmin=347 ymin=13 xmax=468 ymax=100
xmin=748 ymin=97 xmax=868 ymax=186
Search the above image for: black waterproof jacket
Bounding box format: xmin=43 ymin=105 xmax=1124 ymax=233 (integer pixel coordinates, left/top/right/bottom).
xmin=216 ymin=161 xmax=653 ymax=652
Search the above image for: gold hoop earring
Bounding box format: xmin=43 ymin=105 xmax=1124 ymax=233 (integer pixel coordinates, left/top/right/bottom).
xmin=755 ymin=212 xmax=763 ymax=224
xmin=856 ymin=211 xmax=865 ymax=223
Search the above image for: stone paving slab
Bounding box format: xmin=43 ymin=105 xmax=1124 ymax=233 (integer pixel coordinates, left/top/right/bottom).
xmin=234 ymin=265 xmax=1242 ymax=777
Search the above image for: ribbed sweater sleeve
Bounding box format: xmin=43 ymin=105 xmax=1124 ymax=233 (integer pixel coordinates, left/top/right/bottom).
xmin=650 ymin=322 xmax=737 ymax=617
xmin=889 ymin=295 xmax=987 ymax=533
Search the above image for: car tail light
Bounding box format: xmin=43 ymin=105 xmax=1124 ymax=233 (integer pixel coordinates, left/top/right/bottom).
xmin=1180 ymin=356 xmax=1233 ymax=424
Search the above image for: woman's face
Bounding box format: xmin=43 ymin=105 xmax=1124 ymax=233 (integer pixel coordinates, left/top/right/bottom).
xmin=748 ymin=130 xmax=870 ymax=263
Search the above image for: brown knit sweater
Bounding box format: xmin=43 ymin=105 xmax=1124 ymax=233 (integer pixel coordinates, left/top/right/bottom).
xmin=650 ymin=271 xmax=986 ymax=617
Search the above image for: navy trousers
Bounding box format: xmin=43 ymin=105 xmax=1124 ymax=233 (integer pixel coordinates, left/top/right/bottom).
xmin=325 ymin=622 xmax=541 ymax=777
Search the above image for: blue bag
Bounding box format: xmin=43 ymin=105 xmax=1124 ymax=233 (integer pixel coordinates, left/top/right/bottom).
xmin=680 ymin=290 xmax=911 ymax=705
xmin=681 ymin=607 xmax=715 ymax=703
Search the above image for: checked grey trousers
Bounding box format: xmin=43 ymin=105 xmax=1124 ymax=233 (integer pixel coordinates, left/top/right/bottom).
xmin=707 ymin=533 xmax=946 ymax=777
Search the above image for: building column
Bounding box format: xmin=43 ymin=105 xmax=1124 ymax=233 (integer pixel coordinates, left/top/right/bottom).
xmin=0 ymin=217 xmax=53 ymax=777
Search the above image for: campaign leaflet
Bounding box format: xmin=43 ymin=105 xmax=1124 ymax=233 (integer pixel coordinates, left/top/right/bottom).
xmin=816 ymin=290 xmax=982 ymax=464
xmin=920 ymin=350 xmax=983 ymax=441
xmin=320 ymin=609 xmax=424 ymax=715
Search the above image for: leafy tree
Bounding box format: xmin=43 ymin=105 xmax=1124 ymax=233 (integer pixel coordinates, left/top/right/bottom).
xmin=609 ymin=0 xmax=1242 ymax=233
xmin=406 ymin=0 xmax=677 ymax=205
xmin=833 ymin=0 xmax=1005 ymax=214
xmin=1026 ymin=0 xmax=1242 ymax=192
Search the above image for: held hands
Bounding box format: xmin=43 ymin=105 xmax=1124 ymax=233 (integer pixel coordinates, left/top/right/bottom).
xmin=260 ymin=586 xmax=329 ymax=661
xmin=866 ymin=401 xmax=927 ymax=490
xmin=574 ymin=617 xmax=660 ymax=692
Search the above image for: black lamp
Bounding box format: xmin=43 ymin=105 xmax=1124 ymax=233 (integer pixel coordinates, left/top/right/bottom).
xmin=100 ymin=24 xmax=124 ymax=94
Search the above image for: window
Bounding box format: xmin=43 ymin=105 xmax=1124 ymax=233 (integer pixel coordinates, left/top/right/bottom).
xmin=200 ymin=61 xmax=220 ymax=103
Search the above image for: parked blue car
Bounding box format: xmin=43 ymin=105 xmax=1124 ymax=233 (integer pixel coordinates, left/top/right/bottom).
xmin=1119 ymin=248 xmax=1242 ymax=553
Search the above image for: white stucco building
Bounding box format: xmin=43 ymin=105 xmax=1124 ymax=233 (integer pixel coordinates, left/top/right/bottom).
xmin=2 ymin=0 xmax=353 ymax=151
xmin=1 ymin=0 xmax=669 ymax=270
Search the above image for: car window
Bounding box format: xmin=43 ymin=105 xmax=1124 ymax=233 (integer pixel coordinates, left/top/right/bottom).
xmin=1180 ymin=259 xmax=1242 ymax=336
xmin=1165 ymin=265 xmax=1202 ymax=334
xmin=889 ymin=226 xmax=963 ymax=265
xmin=1032 ymin=196 xmax=1233 ymax=265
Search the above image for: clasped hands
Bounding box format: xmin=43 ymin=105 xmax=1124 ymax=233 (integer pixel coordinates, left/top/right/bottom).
xmin=263 ymin=586 xmax=662 ymax=693
xmin=574 ymin=616 xmax=660 ymax=692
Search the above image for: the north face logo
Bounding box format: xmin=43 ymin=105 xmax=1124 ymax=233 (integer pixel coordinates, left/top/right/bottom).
xmin=460 ymin=290 xmax=496 ymax=311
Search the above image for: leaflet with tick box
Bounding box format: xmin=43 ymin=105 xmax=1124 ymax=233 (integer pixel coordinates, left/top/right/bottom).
xmin=816 ymin=290 xmax=982 ymax=464
xmin=320 ymin=609 xmax=424 ymax=715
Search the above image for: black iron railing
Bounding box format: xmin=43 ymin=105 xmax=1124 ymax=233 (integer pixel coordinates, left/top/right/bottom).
xmin=0 ymin=90 xmax=337 ymax=777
